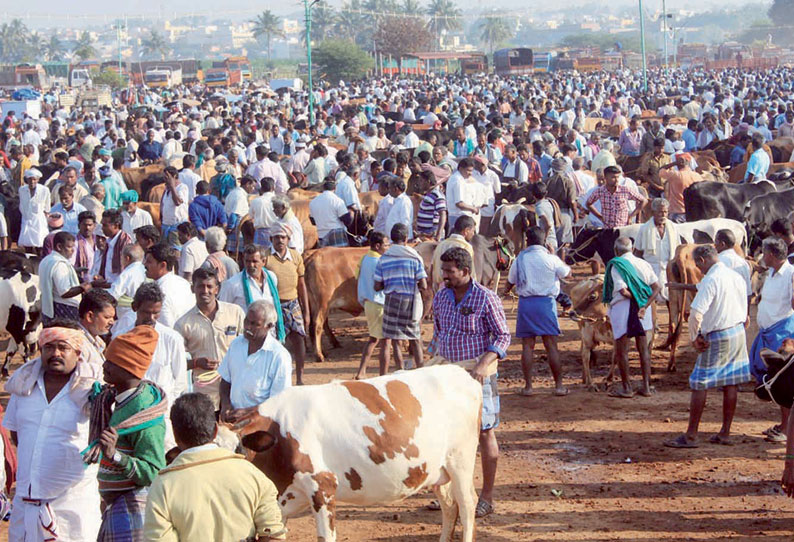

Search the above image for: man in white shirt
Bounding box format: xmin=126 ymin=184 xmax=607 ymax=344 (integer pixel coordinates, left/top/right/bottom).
xmin=309 ymin=178 xmax=351 ymax=247
xmin=143 ymin=242 xmax=195 ymax=327
xmin=98 ymin=209 xmax=133 ymax=284
xmin=715 ymin=229 xmax=752 ymax=299
xmin=39 ymin=231 xmax=88 ymax=322
xmin=634 ymin=198 xmax=679 ymax=303
xmin=109 ymin=244 xmax=147 ymax=319
xmin=335 ymin=166 xmax=361 ymax=211
xmin=506 ymin=226 xmax=571 ymax=396
xmin=385 ymin=178 xmax=414 ymax=242
xmin=112 ymin=282 xmax=189 ymax=451
xmin=160 ymin=166 xmax=189 ymax=246
xmin=372 ymin=175 xmax=396 ymax=236
xmin=218 ymin=299 xmax=292 ymax=420
xmin=3 ymin=323 xmax=103 ymax=541
xmin=606 ymin=237 xmax=661 ymax=398
xmin=290 ymin=138 xmax=311 ymax=173
xmin=502 ymin=145 xmax=529 ymax=184
xmin=178 ymin=155 xmax=202 ymax=203
xmin=272 ymin=195 xmax=304 ymax=254
xmin=472 ymin=154 xmax=501 ymax=235
xmin=249 ymin=178 xmax=278 ymax=249
xmin=121 ymin=191 xmax=153 ymax=241
xmin=219 ymin=245 xmax=280 ymax=313
xmin=177 ymin=222 xmax=209 ymax=283
xmin=664 ymin=244 xmax=750 ymax=448
xmin=446 ymin=158 xmax=481 ymax=232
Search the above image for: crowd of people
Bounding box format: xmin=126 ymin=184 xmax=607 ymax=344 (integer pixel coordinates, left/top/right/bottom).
xmin=2 ymin=65 xmax=794 ymax=539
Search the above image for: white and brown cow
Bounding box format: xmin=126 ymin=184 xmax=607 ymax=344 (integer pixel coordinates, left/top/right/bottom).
xmin=0 ymin=269 xmax=42 ymax=375
xmin=229 ymin=365 xmax=482 ymax=542
xmin=566 ymin=275 xmax=615 ymax=390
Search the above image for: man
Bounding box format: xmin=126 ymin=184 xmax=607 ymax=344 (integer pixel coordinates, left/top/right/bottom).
xmin=161 ymin=165 xmax=189 ymax=246
xmin=745 ymin=133 xmax=771 ymax=183
xmin=634 ymin=198 xmax=679 ymax=303
xmin=664 ymin=245 xmax=751 ymax=448
xmin=715 ymin=229 xmax=752 ymax=299
xmin=638 ymin=139 xmax=671 ymax=198
xmin=446 ymin=158 xmax=482 ymax=233
xmin=78 ymin=289 xmax=118 ymax=369
xmin=99 ymin=165 xmax=124 ymax=211
xmin=662 ymin=153 xmax=703 ymax=223
xmin=603 ymin=237 xmax=660 ymax=398
xmin=50 ymin=165 xmax=88 ymax=205
xmin=415 ymin=170 xmax=447 ymax=241
xmin=750 ymin=238 xmax=794 ymax=444
xmin=143 ymin=242 xmax=195 ymax=327
xmin=591 ymin=140 xmax=617 ymax=174
xmin=219 ymin=244 xmax=280 ymax=312
xmin=585 ymin=165 xmax=647 ymax=228
xmin=618 ymin=117 xmax=643 ymax=156
xmin=81 ymin=183 xmax=105 ymax=220
xmin=138 ymin=129 xmax=163 ymax=161
xmin=501 ymin=144 xmax=528 ymax=185
xmin=177 ymin=222 xmax=209 ymax=283
xmin=175 ymin=268 xmax=245 ymax=410
xmin=431 ymin=247 xmax=510 ymax=518
xmin=135 ymin=225 xmax=161 ymax=252
xmin=264 ymin=222 xmax=310 ymax=385
xmin=374 ymin=223 xmax=429 ymax=373
xmin=3 ymin=323 xmax=104 ymax=541
xmin=225 ymin=176 xmax=254 ymax=253
xmin=506 ymin=226 xmax=570 ymax=396
xmin=189 ymin=180 xmax=227 ymax=237
xmin=201 ymin=226 xmax=240 ymax=282
xmin=84 ymin=325 xmax=166 ymax=542
xmin=120 ymin=190 xmax=153 ymax=240
xmin=75 ymin=211 xmax=99 ymax=283
xmin=250 ymin=177 xmax=278 ymax=248
xmin=39 ymin=231 xmax=90 ymax=322
xmin=97 ymin=208 xmax=133 ymax=284
xmin=385 ymin=178 xmax=415 ymax=242
xmin=143 ymin=393 xmax=286 ymax=540
xmin=50 ymin=185 xmax=86 ymax=235
xmin=771 ymin=218 xmax=794 ymax=262
xmin=112 ymin=282 xmax=189 ymax=451
xmin=108 ymin=244 xmax=147 ymax=319
xmin=310 ymin=177 xmax=351 ymax=247
xmin=431 ymin=216 xmax=477 ymax=290
xmin=219 ymin=300 xmax=292 ymax=419
xmin=335 ymin=164 xmax=362 ymax=211
xmin=372 ymin=175 xmax=395 ymax=236
xmin=473 ymin=154 xmax=501 ymax=235
xmin=19 ymin=168 xmax=50 ymax=253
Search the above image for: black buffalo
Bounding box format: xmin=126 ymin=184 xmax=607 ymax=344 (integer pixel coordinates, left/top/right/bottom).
xmin=684 ymin=181 xmax=777 ymax=222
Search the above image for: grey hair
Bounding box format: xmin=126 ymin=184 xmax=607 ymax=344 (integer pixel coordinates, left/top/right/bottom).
xmin=651 ymin=198 xmax=670 ymax=211
xmin=248 ymin=299 xmax=278 ymax=327
xmin=693 ymin=244 xmax=718 ymax=261
xmin=204 ymin=148 xmax=215 ymax=159
xmin=91 ymin=183 xmax=105 ymax=195
xmin=204 ymin=226 xmax=227 ymax=252
xmin=122 ymin=243 xmax=144 ymax=262
xmin=763 ymin=237 xmax=787 ymax=260
xmin=572 ymin=156 xmax=584 ymax=170
xmin=614 ymin=236 xmax=633 ymax=255
xmin=272 ymin=194 xmax=291 ymax=210
xmin=602 ymin=140 xmax=614 ymax=151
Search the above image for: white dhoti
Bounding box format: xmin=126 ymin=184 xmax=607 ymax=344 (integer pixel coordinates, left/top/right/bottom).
xmin=18 ymin=213 xmax=48 ymax=248
xmin=645 ymin=256 xmax=669 ymax=301
xmin=9 ymin=476 xmax=101 ymax=542
xmin=608 ymin=298 xmax=654 ymax=340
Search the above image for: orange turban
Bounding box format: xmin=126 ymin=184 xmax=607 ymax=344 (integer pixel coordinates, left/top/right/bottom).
xmin=105 ymin=325 xmax=159 ymax=379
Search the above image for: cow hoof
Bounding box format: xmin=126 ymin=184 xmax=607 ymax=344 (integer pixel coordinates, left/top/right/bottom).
xmin=667 ymin=364 xmax=677 ymax=373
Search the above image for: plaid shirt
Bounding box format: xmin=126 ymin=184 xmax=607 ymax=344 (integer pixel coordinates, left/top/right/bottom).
xmin=525 ymin=157 xmax=543 ymax=182
xmin=586 ymin=185 xmax=646 ymax=228
xmin=432 ymin=280 xmax=511 ymax=362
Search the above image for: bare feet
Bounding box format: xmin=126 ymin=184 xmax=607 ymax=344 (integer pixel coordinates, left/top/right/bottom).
xmin=519 ymin=387 xmax=534 ymax=396
xmin=637 ymin=385 xmax=656 ymax=397
xmin=554 ymin=386 xmax=570 ymax=396
xmin=608 ymin=387 xmax=635 ymax=398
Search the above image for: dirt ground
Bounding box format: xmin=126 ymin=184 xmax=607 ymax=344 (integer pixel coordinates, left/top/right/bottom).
xmin=3 ymin=264 xmax=794 ymax=541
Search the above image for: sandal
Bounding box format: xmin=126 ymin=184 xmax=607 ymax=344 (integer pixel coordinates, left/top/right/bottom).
xmin=766 ymin=427 xmax=787 ymax=443
xmin=663 ymin=434 xmax=699 ymax=448
xmin=763 ymin=424 xmax=782 ymax=436
xmin=426 ymin=499 xmax=442 ymax=511
xmin=474 ymin=498 xmax=494 ymax=518
xmin=709 ymin=434 xmax=734 ymax=446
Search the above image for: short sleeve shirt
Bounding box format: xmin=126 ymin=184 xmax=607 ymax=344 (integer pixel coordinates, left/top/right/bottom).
xmin=373 ymin=256 xmax=427 ymax=296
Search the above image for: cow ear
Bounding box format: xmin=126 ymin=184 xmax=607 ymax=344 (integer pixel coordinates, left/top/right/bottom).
xmin=242 ymin=431 xmax=277 ymax=453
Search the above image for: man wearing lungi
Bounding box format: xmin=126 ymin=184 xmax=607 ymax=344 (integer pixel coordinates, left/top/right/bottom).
xmin=664 ymin=244 xmax=751 ymax=448
xmin=603 ymin=236 xmax=660 ymax=398
xmin=432 ymin=247 xmax=511 ymax=518
xmin=374 ymin=223 xmax=429 ymax=373
xmin=506 ymin=226 xmax=571 ymax=396
xmin=750 ymin=237 xmax=794 ymax=443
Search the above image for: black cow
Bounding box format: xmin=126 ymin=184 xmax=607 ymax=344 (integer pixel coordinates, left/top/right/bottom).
xmin=0 ymin=268 xmax=42 ymax=376
xmin=684 ymin=181 xmax=777 ymax=222
xmin=744 ymin=187 xmax=794 ymax=240
xmin=757 ymin=343 xmax=794 ymax=408
xmin=0 ymin=250 xmax=40 ymax=277
xmin=566 ymin=225 xmax=642 ymax=266
xmin=0 ymin=181 xmax=20 ymax=244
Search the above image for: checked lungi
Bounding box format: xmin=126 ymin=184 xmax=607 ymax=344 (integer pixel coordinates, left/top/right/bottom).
xmin=253 ymin=227 xmax=272 ymax=249
xmin=281 ymin=298 xmax=306 ymax=336
xmin=689 ymin=323 xmax=752 ymax=391
xmin=43 ymin=302 xmax=80 ymax=324
xmin=382 ymin=292 xmax=420 ymax=340
xmin=319 ymin=227 xmax=349 ymax=248
xmin=97 ymin=488 xmax=148 ymax=542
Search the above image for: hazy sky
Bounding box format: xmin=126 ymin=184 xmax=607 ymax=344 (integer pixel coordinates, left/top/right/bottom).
xmin=4 ymin=0 xmax=762 ymax=24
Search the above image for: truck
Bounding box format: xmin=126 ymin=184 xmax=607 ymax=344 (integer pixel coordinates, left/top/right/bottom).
xmin=69 ymin=66 xmax=92 ymax=88
xmin=204 ymin=67 xmax=240 ymax=88
xmin=215 ymin=56 xmax=251 ymax=81
xmin=144 ymin=66 xmax=182 ymax=88
xmin=268 ymin=78 xmax=303 ymax=92
xmin=1 ymin=99 xmax=42 ymax=119
xmin=0 ymin=64 xmax=50 ymax=89
xmin=128 ymin=60 xmax=202 ymax=85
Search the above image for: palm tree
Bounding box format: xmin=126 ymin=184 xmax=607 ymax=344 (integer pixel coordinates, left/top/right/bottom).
xmin=250 ymin=10 xmax=285 ymax=61
xmin=335 ymin=0 xmax=366 ymax=42
xmin=477 ymin=15 xmax=512 ymax=53
xmin=0 ymin=19 xmax=29 ymax=62
xmin=302 ymin=3 xmax=337 ymax=45
xmin=141 ymin=30 xmax=170 ymax=60
xmin=72 ymin=31 xmax=97 ymax=61
xmin=426 ymin=0 xmax=461 ymax=47
xmin=400 ymin=0 xmax=421 ymax=14
xmin=27 ymin=32 xmax=47 ymax=60
xmin=45 ymin=36 xmax=65 ymax=61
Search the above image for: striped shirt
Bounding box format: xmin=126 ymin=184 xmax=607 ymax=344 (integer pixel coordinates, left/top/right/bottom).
xmin=373 ymin=255 xmax=427 ymax=296
xmin=432 ymin=280 xmax=511 ymax=362
xmin=416 ymin=189 xmax=447 ymax=234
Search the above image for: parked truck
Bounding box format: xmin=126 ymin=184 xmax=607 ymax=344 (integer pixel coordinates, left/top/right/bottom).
xmin=204 ymin=67 xmax=240 ymax=88
xmin=144 ymin=66 xmax=182 ymax=88
xmin=0 ymin=64 xmax=50 ymax=89
xmin=1 ymin=99 xmax=42 ymax=119
xmin=130 ymin=60 xmax=201 ymax=85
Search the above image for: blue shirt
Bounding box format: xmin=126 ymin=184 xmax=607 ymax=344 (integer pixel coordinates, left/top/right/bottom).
xmin=745 ymin=148 xmax=770 ymax=182
xmin=188 ymin=194 xmax=227 ymax=232
xmin=50 ymin=202 xmax=86 ymax=234
xmin=373 ymin=255 xmax=427 ymax=296
xmin=138 ymin=140 xmax=163 ymax=161
xmin=357 ymin=253 xmax=385 ymax=305
xmin=729 ymin=145 xmax=746 ymax=167
xmin=682 ymin=129 xmax=697 ymax=151
xmin=537 ymin=153 xmax=553 ymax=178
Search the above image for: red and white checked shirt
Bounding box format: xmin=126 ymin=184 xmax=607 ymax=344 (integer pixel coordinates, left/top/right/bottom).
xmin=586 ymin=185 xmax=646 ymax=228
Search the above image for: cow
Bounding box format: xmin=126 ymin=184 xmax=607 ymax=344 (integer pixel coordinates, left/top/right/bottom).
xmin=566 ymin=275 xmax=615 ymax=390
xmin=756 ymin=339 xmax=794 ymax=407
xmin=728 ymin=161 xmax=794 ymax=184
xmin=0 ymin=181 xmax=21 ymax=244
xmin=488 ymin=201 xmax=536 ymax=254
xmin=743 ymin=187 xmax=794 ymax=242
xmin=136 ymin=202 xmax=162 ymax=230
xmin=0 ymin=269 xmax=42 ymax=376
xmin=304 ymin=247 xmax=369 ymax=363
xmin=566 ymin=225 xmax=642 ymax=266
xmin=228 ymin=365 xmax=481 ymax=542
xmin=121 ymin=164 xmax=165 ymax=194
xmin=683 ymin=180 xmax=777 ymax=222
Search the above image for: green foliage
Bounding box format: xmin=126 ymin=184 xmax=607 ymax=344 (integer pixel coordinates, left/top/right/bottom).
xmin=560 ymin=33 xmax=643 ymax=53
xmin=141 ymin=30 xmax=171 ymax=61
xmin=426 ymin=0 xmax=462 ymax=42
xmin=73 ymin=31 xmax=97 ymax=61
xmin=477 ymin=15 xmax=513 ymax=53
xmin=769 ymin=0 xmax=794 ymax=21
xmin=312 ymin=39 xmax=374 ymax=81
xmin=90 ymin=68 xmax=126 ymax=89
xmin=250 ymin=10 xmax=285 ymax=61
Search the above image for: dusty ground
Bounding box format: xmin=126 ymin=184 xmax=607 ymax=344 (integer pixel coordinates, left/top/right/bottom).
xmin=3 ymin=264 xmax=794 ymax=541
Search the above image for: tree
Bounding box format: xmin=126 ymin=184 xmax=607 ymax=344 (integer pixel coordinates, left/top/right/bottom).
xmin=45 ymin=35 xmax=65 ymax=61
xmin=72 ymin=31 xmax=97 ymax=61
xmin=26 ymin=32 xmax=47 ymax=61
xmin=769 ymin=0 xmax=794 ymax=21
xmin=477 ymin=15 xmax=512 ymax=53
xmin=91 ymin=68 xmax=126 ymax=89
xmin=302 ymin=3 xmax=337 ymax=46
xmin=0 ymin=19 xmax=29 ymax=62
xmin=250 ymin=10 xmax=285 ymax=61
xmin=374 ymin=15 xmax=433 ymax=70
xmin=141 ymin=30 xmax=170 ymax=61
xmin=401 ymin=0 xmax=421 ymax=14
xmin=426 ymin=0 xmax=461 ymax=47
xmin=313 ymin=39 xmax=374 ymax=81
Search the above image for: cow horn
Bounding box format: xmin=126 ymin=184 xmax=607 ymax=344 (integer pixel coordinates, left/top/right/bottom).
xmin=516 ymin=197 xmax=526 ymax=205
xmin=501 ymin=198 xmax=508 ymax=204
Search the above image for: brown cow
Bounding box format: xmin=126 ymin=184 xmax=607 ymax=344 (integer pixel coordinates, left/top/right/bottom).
xmin=146 ymin=183 xmax=166 ymax=203
xmin=566 ymin=276 xmax=615 ymax=390
xmin=121 ymin=164 xmax=164 ymax=194
xmin=304 ymin=247 xmax=369 ymax=363
xmin=729 ymin=161 xmax=794 ymax=184
xmin=137 ymin=202 xmax=161 ymax=229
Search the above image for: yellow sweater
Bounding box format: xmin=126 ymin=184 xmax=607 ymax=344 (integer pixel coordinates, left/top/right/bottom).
xmin=143 ymin=446 xmax=287 ymax=541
